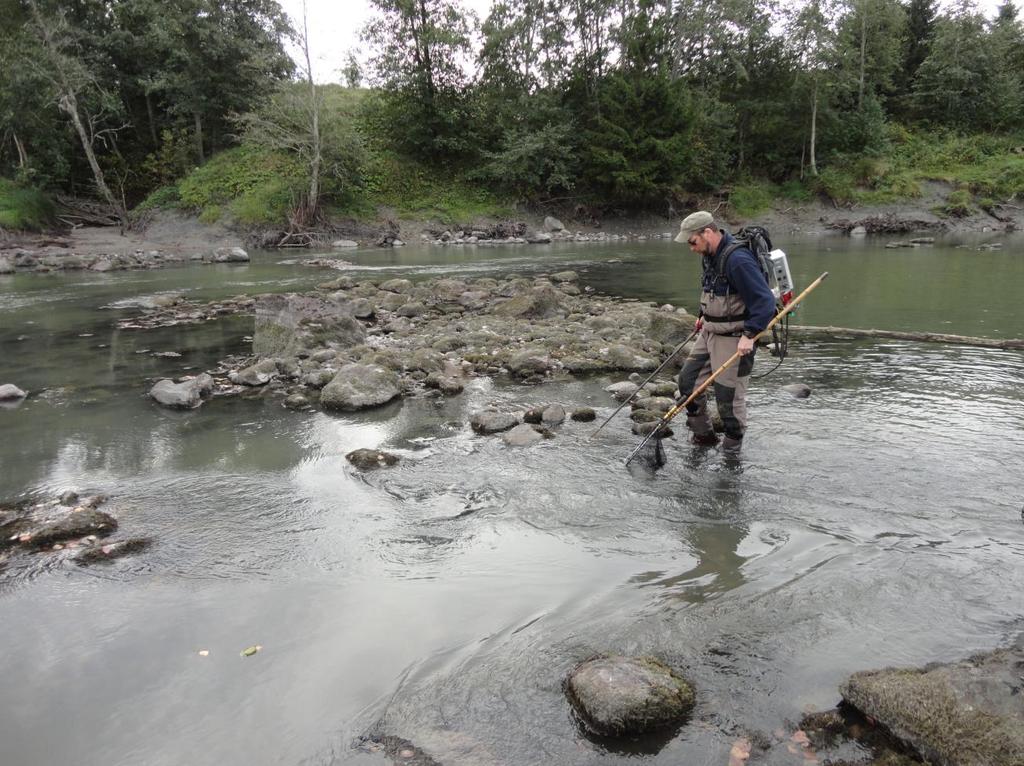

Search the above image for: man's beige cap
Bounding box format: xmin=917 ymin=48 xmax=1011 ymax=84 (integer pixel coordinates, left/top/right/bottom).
xmin=674 ymin=210 xmax=715 ymax=243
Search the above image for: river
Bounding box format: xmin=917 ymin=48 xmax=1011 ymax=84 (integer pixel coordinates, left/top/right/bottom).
xmin=1 ymin=233 xmax=1023 ymax=766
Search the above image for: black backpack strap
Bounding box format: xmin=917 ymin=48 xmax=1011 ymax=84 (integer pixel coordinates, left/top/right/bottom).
xmin=715 ymin=240 xmax=744 ymax=285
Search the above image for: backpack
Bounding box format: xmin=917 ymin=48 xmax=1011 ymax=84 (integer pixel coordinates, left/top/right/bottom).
xmin=716 ymin=225 xmax=793 ymax=310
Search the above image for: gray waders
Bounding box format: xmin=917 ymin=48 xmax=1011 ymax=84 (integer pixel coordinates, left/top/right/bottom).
xmin=676 ymin=329 xmax=755 ymax=450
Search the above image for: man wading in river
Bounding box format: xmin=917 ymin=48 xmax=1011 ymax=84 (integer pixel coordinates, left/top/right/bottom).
xmin=674 ymin=211 xmax=776 ymax=454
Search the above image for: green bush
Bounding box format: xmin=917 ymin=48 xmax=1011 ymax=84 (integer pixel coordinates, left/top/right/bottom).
xmin=177 ymin=146 xmax=306 ymax=224
xmin=778 ymin=180 xmax=813 ymax=202
xmin=940 ymin=189 xmax=973 ymax=217
xmin=815 ymin=168 xmax=856 ymax=205
xmin=729 ymin=182 xmax=776 ymax=216
xmin=363 ymin=148 xmax=508 ymax=223
xmin=136 ymin=185 xmax=181 ymax=212
xmin=0 ymin=179 xmax=55 ymax=230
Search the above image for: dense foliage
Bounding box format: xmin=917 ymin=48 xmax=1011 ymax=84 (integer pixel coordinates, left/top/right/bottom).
xmin=1 ymin=0 xmax=1022 ymax=226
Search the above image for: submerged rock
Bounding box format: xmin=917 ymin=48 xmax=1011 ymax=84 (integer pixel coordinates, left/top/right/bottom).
xmin=253 ymin=293 xmax=366 ymax=358
xmin=346 ymin=448 xmax=400 ymax=470
xmin=501 ymin=423 xmax=550 ymax=446
xmin=74 ymin=537 xmax=151 ymax=565
xmin=566 ymin=655 xmax=695 ymax=737
xmin=229 ymin=358 xmax=279 ymax=386
xmin=29 ymin=509 xmax=118 ymax=548
xmin=782 ymin=382 xmax=812 ymax=399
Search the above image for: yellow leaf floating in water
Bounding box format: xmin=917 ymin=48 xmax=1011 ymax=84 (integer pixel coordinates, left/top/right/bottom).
xmin=240 ymin=645 xmax=262 ymax=657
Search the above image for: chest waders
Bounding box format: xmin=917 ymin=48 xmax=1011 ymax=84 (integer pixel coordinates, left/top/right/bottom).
xmin=626 ymin=272 xmax=828 ymax=466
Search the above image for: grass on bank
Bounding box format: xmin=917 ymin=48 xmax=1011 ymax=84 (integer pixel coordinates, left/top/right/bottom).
xmin=727 ymin=128 xmax=1024 ymax=217
xmin=0 ymin=179 xmax=55 ymax=231
xmin=140 ymin=144 xmax=512 ymax=228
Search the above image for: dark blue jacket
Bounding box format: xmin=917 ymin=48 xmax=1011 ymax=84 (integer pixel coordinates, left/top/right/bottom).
xmin=701 ymin=232 xmax=776 ymax=334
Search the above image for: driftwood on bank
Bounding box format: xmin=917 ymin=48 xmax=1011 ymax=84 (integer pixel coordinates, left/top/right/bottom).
xmin=790 ymin=325 xmax=1024 ymax=350
xmin=55 ymin=194 xmax=123 ymax=229
xmin=827 ymin=214 xmax=945 ymax=234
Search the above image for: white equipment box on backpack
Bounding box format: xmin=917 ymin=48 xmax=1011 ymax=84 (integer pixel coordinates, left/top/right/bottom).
xmin=768 ymin=249 xmax=795 ymax=307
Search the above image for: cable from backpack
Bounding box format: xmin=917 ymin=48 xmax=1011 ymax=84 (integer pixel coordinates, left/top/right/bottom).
xmin=752 ymin=313 xmax=789 ymax=380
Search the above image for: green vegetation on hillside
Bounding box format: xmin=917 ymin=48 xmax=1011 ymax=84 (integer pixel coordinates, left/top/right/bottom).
xmin=2 ymin=0 xmax=1023 ymax=228
xmin=0 ymin=179 xmax=55 ymax=231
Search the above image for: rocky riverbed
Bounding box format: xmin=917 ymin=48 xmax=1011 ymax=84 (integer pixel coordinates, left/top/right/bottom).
xmin=146 ymin=270 xmax=700 ymax=418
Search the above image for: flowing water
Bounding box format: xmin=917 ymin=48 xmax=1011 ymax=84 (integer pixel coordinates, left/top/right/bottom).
xmin=1 ymin=233 xmax=1023 ymax=766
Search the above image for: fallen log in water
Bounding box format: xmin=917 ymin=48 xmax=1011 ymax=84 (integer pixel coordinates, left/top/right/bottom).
xmin=790 ymin=325 xmax=1024 ymax=350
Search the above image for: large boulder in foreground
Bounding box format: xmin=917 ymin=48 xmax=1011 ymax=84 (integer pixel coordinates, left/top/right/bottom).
xmin=840 ymin=640 xmax=1024 ymax=766
xmin=566 ymin=655 xmax=695 ymax=737
xmin=320 ymin=364 xmax=400 ymax=411
xmin=253 ymin=293 xmax=365 ymax=357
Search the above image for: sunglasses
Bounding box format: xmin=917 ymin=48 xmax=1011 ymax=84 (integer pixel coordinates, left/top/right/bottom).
xmin=687 ymin=234 xmax=701 ymax=246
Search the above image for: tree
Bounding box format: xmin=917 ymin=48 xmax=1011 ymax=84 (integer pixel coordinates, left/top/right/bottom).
xmin=236 ymin=3 xmax=365 ymax=228
xmin=342 ymin=51 xmax=363 ymax=89
xmin=25 ymin=1 xmax=128 ymax=227
xmin=838 ymin=0 xmax=906 ymax=110
xmin=148 ymin=0 xmax=293 ymax=164
xmin=363 ymin=0 xmax=477 ymax=159
xmin=912 ymin=0 xmax=992 ymax=129
xmin=986 ymin=0 xmax=1024 ymax=130
xmin=581 ymin=71 xmax=700 ymax=203
xmin=787 ymin=0 xmax=843 ymax=177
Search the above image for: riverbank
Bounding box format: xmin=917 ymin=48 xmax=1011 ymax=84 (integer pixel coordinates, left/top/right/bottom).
xmin=2 ymin=176 xmax=1020 ymax=273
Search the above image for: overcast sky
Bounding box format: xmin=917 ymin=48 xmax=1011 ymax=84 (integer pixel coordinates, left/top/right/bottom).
xmin=278 ymin=0 xmax=1021 ymax=84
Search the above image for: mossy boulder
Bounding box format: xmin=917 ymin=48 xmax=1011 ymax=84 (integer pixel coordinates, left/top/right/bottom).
xmin=566 ymin=655 xmax=695 ymax=737
xmin=320 ymin=364 xmax=400 ymax=411
xmin=840 ymin=640 xmax=1024 ymax=766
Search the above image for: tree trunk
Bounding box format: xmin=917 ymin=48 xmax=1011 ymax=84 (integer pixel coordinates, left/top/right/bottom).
xmin=193 ymin=111 xmax=204 ymax=163
xmin=58 ymin=91 xmax=126 ymax=230
xmin=13 ymin=131 xmax=27 ymax=169
xmin=808 ymin=80 xmax=819 ymax=177
xmin=145 ymin=91 xmax=158 ymax=147
xmin=302 ymin=1 xmax=320 ymax=222
xmin=858 ymin=1 xmax=867 ymax=110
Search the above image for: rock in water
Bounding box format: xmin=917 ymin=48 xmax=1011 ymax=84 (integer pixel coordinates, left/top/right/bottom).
xmin=149 ymin=374 xmax=214 ymax=409
xmin=839 ymin=640 xmax=1024 ymax=766
xmin=74 ymin=538 xmax=151 ymax=565
xmin=346 ymin=448 xmax=400 ymax=470
xmin=29 ymin=509 xmax=118 ymax=548
xmin=470 ymin=411 xmax=519 ymax=435
xmin=320 ymin=364 xmax=400 ymax=411
xmin=0 ymin=383 xmax=27 ymax=400
xmin=502 ymin=423 xmax=546 ymax=446
xmin=782 ymin=383 xmax=812 ymax=399
xmin=566 ymin=655 xmax=695 ymax=737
